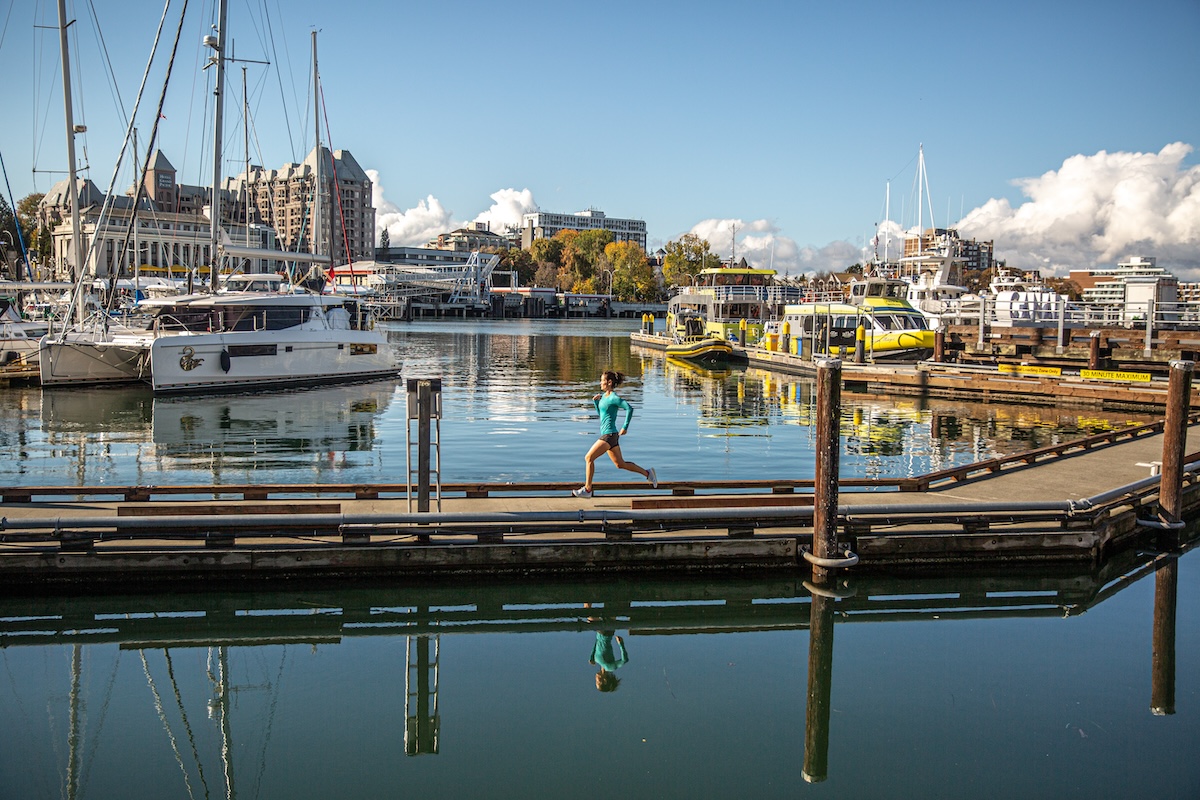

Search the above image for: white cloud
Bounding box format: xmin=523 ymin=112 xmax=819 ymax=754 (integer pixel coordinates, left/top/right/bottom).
xmin=472 ymin=188 xmax=538 ymax=235
xmin=370 ymin=173 xmax=539 ymax=247
xmin=683 ymin=218 xmax=842 ymax=277
xmin=957 ymin=143 xmax=1200 ymax=278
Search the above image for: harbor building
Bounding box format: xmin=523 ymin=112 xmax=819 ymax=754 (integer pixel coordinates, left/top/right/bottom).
xmin=225 ymin=146 xmax=375 ymax=266
xmin=36 ymin=146 xmax=372 ymax=280
xmin=1069 ymin=256 xmax=1179 ymax=303
xmin=428 ymin=221 xmax=511 ymax=252
xmin=37 ymin=177 xmax=277 ymax=281
xmin=520 ymin=208 xmax=647 ymax=250
xmin=902 ymin=228 xmax=996 ymax=274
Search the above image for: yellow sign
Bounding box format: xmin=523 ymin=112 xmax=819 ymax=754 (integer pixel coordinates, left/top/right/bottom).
xmin=1080 ymin=369 xmax=1152 ymax=383
xmin=998 ymin=364 xmax=1062 ymax=377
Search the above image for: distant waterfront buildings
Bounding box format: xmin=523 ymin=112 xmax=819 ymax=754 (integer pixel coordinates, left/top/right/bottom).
xmin=427 ymin=221 xmax=512 ymax=252
xmin=36 ymin=146 xmax=372 ymax=280
xmin=902 ymin=228 xmax=996 ymax=274
xmin=520 ymin=208 xmax=647 ymax=250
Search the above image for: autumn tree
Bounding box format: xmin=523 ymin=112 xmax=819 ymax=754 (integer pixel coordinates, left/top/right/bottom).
xmin=662 ymin=233 xmax=720 ymax=287
xmin=604 ymin=240 xmax=655 ymax=301
xmin=17 ymin=193 xmax=50 ymax=269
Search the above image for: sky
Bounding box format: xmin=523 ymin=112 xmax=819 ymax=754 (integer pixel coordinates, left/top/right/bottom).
xmin=2 ymin=0 xmax=1198 ymax=279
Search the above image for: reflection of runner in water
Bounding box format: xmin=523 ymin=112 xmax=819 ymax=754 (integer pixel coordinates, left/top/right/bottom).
xmin=591 ymin=630 xmax=628 ymax=692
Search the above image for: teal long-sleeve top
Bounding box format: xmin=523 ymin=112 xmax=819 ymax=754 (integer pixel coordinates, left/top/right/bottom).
xmin=591 ymin=632 xmax=628 ymax=672
xmin=593 ymin=392 xmax=634 ymax=435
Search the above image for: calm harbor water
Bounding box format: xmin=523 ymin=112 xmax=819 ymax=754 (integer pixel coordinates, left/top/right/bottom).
xmin=1 ymin=319 xmax=1196 ymax=798
xmin=0 ymin=318 xmax=1162 ymax=488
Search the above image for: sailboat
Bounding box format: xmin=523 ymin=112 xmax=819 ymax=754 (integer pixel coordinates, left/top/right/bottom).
xmin=40 ymin=1 xmax=398 ymax=392
xmin=37 ymin=0 xmax=159 ymax=387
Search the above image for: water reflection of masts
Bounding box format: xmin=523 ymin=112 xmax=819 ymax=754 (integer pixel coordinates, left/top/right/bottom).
xmin=141 ymin=648 xmax=208 ymax=799
xmin=405 ymin=635 xmax=441 ymax=755
xmin=208 ymin=646 xmax=236 ymax=800
xmin=67 ymin=644 xmax=82 ymax=800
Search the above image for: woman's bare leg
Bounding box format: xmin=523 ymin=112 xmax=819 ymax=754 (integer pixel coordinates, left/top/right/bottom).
xmin=606 ymin=445 xmax=648 ymax=478
xmin=582 ymin=439 xmax=611 ymax=491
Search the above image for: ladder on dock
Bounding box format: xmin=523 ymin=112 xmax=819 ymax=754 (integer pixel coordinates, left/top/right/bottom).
xmin=405 ymin=378 xmax=443 ymax=511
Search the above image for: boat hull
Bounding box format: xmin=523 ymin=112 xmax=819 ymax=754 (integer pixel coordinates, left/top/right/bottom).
xmin=666 ymin=337 xmax=735 ymax=364
xmin=38 ymin=334 xmax=153 ymax=387
xmin=149 ymin=329 xmax=398 ymax=393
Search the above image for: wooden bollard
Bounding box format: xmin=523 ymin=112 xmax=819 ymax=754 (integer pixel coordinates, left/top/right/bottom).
xmin=854 ymin=325 xmax=864 ymax=364
xmin=1158 ymin=360 xmax=1193 ymax=543
xmin=739 ymin=317 xmax=747 ymax=346
xmin=934 ymin=328 xmax=945 ymax=362
xmin=1152 ymin=556 xmax=1178 ymax=716
xmin=803 ymin=589 xmax=835 ymax=783
xmin=1088 ymin=331 xmax=1102 ymax=370
xmin=812 ymin=359 xmax=842 ymax=583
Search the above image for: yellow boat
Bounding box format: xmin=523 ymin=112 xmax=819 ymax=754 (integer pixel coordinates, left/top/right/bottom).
xmin=666 ymin=264 xmax=801 ymax=345
xmin=666 ymin=335 xmax=735 ymax=364
xmin=779 ymin=277 xmax=935 ymax=361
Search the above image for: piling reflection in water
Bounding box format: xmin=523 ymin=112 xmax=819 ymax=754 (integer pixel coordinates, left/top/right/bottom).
xmin=1 ymin=534 xmax=1195 ymax=796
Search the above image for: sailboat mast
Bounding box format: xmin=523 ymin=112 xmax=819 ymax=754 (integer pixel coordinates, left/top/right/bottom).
xmin=57 ymin=0 xmax=85 ymax=323
xmin=209 ymin=0 xmax=228 ymax=292
xmin=311 ymin=31 xmax=321 ymax=261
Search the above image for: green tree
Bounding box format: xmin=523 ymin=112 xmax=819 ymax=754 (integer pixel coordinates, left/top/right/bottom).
xmin=529 ymin=236 xmax=563 ymax=267
xmin=662 ymin=233 xmax=719 ymax=287
xmin=499 ymin=247 xmax=536 ymax=287
xmin=605 ymin=240 xmax=654 ymax=301
xmin=378 ymin=226 xmax=390 ymax=250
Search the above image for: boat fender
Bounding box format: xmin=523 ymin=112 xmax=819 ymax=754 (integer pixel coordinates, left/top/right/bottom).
xmin=219 ymin=349 xmax=231 ymax=373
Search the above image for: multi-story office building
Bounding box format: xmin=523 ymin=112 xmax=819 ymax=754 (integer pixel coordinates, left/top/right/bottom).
xmin=520 ymin=208 xmax=647 ymax=251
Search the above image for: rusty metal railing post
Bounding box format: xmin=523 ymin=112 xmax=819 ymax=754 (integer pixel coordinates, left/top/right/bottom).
xmin=1158 ymin=360 xmax=1193 ymax=542
xmin=811 ymin=359 xmax=841 ymax=582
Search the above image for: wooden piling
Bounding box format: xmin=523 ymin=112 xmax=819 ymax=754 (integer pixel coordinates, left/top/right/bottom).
xmin=1089 ymin=331 xmax=1102 ymax=370
xmin=934 ymin=328 xmax=945 ymax=363
xmin=812 ymin=359 xmax=842 ymax=583
xmin=1159 ymin=360 xmax=1193 ymax=539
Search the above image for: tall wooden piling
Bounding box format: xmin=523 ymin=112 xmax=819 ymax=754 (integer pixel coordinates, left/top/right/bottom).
xmin=1088 ymin=331 xmax=1102 ymax=370
xmin=812 ymin=359 xmax=842 ymax=583
xmin=803 ymin=589 xmax=835 ymax=783
xmin=1159 ymin=360 xmax=1193 ymax=542
xmin=934 ymin=328 xmax=945 ymax=363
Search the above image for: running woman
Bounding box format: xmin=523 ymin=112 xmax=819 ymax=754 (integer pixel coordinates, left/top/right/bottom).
xmin=572 ymin=370 xmax=657 ymax=498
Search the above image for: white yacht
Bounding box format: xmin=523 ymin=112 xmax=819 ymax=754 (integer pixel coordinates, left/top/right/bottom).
xmin=142 ymin=291 xmax=397 ymax=393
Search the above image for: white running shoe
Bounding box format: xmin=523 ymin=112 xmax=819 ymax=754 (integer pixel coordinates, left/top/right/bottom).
xmin=572 ymin=487 xmax=593 ymax=498
xmin=647 ymin=468 xmax=658 ymax=489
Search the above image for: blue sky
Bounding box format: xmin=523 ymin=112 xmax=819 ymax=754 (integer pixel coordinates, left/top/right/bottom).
xmin=3 ymin=0 xmax=1198 ymax=277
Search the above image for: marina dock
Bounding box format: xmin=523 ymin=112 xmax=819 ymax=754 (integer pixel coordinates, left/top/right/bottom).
xmin=1 ymin=417 xmax=1197 ymax=590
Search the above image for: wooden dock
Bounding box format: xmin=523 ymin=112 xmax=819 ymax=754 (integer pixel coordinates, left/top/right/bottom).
xmin=1 ymin=418 xmax=1197 ymax=590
